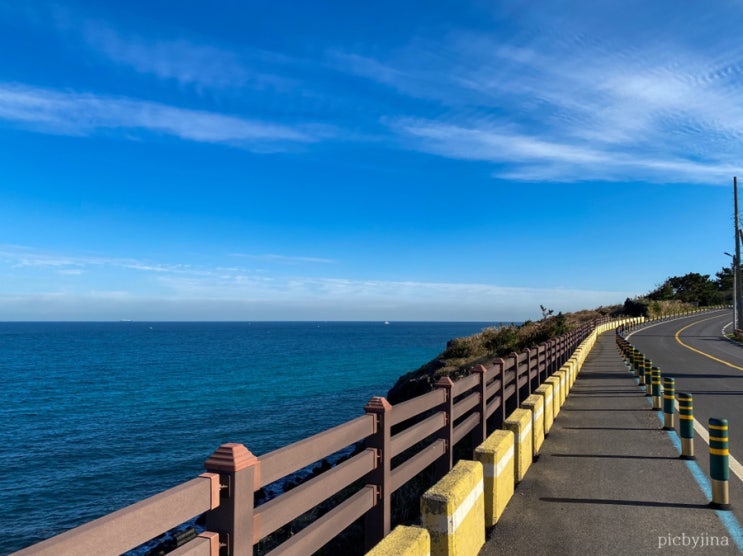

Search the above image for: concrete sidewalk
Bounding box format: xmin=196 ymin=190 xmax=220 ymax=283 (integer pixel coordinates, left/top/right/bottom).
xmin=480 ymin=333 xmax=741 ymax=555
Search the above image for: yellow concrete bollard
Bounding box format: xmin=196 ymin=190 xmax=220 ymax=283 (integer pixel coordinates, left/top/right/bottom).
xmin=473 ymin=430 xmax=515 ymax=526
xmin=521 ymin=393 xmax=545 ymax=457
xmin=421 ymin=460 xmax=485 ymax=556
xmin=566 ymin=363 xmax=576 ymax=393
xmin=504 ymin=408 xmax=533 ymax=483
xmin=534 ymin=383 xmax=554 ymax=434
xmin=555 ymin=369 xmax=568 ymax=405
xmin=567 ymin=358 xmax=578 ymax=386
xmin=365 ymin=525 xmax=430 ymax=556
xmin=560 ymin=362 xmax=572 ymax=390
xmin=568 ymin=356 xmax=578 ymax=379
xmin=544 ymin=376 xmax=561 ymax=418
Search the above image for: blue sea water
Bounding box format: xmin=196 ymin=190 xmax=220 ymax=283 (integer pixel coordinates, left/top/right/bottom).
xmin=0 ymin=321 xmax=496 ymax=554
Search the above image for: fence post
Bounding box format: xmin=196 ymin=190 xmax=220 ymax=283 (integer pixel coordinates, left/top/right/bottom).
xmin=204 ymin=443 xmax=259 ymax=556
xmin=547 ymin=339 xmax=557 ymax=378
xmin=435 ymin=377 xmax=455 ymax=479
xmin=538 ymin=343 xmax=547 ymax=384
xmin=472 ymin=365 xmax=488 ymax=447
xmin=495 ymin=358 xmax=507 ymax=426
xmin=570 ymin=329 xmax=576 ymax=349
xmin=364 ymin=396 xmax=393 ymax=549
xmin=526 ymin=348 xmax=534 ymax=395
xmin=509 ymin=352 xmax=520 ymax=407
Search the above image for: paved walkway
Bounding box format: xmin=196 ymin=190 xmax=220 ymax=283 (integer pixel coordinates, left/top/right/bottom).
xmin=480 ymin=332 xmax=742 ymax=555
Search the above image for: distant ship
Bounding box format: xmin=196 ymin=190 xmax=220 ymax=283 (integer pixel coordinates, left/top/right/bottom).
xmin=384 ymin=321 xmax=390 ymax=325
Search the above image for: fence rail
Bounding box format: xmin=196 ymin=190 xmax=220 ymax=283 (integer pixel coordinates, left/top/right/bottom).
xmin=15 ymin=473 xmax=220 ymax=556
xmin=14 ymin=318 xmax=616 ymax=556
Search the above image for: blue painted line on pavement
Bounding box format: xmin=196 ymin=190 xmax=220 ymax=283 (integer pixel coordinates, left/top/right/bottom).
xmin=651 ymin=403 xmax=743 ymax=552
xmin=717 ymin=511 xmax=743 ymax=552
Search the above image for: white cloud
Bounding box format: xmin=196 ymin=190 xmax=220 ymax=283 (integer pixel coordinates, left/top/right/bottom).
xmin=82 ymin=23 xmax=294 ymax=92
xmin=0 ymin=246 xmax=180 ymax=273
xmin=7 ymin=2 xmax=743 ymax=185
xmin=230 ymin=253 xmax=337 ymax=265
xmin=0 ymin=283 xmax=631 ymax=322
xmin=331 ymin=19 xmax=743 ymax=184
xmin=0 ymin=83 xmax=323 ymax=148
xmin=0 ymin=245 xmax=631 ymax=320
xmin=392 ymin=119 xmax=739 ymax=183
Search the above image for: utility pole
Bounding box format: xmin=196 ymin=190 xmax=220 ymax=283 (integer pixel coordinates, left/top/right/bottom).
xmin=735 ymin=177 xmax=743 ymax=333
xmin=725 ymin=251 xmax=736 ymax=326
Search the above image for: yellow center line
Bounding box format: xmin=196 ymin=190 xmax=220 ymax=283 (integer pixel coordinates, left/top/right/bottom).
xmin=674 ymin=316 xmax=743 ymax=371
xmin=662 ymin=312 xmax=743 ymax=483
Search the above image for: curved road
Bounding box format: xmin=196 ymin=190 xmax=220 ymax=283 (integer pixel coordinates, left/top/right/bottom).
xmin=627 ymin=309 xmax=743 ymax=493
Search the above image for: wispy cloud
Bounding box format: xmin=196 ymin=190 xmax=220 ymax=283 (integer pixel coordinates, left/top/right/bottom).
xmin=82 ymin=23 xmax=294 ymax=92
xmin=0 ymin=83 xmax=326 ymax=148
xmin=6 ymin=2 xmax=742 ymax=184
xmin=0 ymin=245 xmax=190 ymax=274
xmin=230 ymin=253 xmax=337 ymax=265
xmin=391 ymin=119 xmax=740 ymax=183
xmin=0 ymin=245 xmax=631 ymax=319
xmin=331 ymin=21 xmax=743 ymax=184
xmin=104 ymin=263 xmax=633 ymax=321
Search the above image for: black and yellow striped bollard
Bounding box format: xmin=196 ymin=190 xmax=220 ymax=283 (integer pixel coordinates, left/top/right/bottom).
xmin=678 ymin=392 xmax=694 ymax=460
xmin=645 ymin=360 xmax=653 ymax=396
xmin=662 ymin=377 xmax=675 ymax=430
xmin=623 ymin=344 xmax=633 ymax=371
xmin=651 ymin=366 xmax=662 ymax=410
xmin=639 ymin=357 xmax=647 ymax=387
xmin=709 ymin=418 xmax=730 ymax=510
xmin=631 ymin=349 xmax=641 ymax=379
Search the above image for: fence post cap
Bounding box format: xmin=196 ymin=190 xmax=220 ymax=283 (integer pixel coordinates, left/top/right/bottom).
xmin=365 ymin=396 xmax=392 ymax=413
xmin=205 ymin=443 xmax=257 ymax=473
xmin=434 ymin=376 xmax=455 ymax=389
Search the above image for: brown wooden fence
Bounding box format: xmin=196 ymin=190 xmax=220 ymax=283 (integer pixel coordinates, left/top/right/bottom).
xmin=15 ymin=319 xmax=610 ymax=556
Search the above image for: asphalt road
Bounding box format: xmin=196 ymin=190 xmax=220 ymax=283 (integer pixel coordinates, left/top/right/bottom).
xmin=482 ymin=329 xmax=742 ymax=555
xmin=627 ymin=309 xmax=743 ymax=521
xmin=627 ymin=310 xmax=741 ymax=455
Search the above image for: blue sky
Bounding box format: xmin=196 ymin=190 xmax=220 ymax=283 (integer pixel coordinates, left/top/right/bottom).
xmin=0 ymin=1 xmax=738 ymax=321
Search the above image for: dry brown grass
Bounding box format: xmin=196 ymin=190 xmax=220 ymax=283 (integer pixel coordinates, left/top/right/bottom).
xmin=386 ymin=304 xmax=625 ymax=404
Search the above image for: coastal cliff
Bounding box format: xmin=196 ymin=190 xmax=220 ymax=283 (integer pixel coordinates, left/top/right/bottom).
xmin=386 ymin=296 xmax=704 ymax=405
xmin=386 ymin=306 xmax=621 ymax=404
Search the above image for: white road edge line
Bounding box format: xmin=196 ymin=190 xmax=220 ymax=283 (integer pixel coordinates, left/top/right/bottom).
xmin=671 ymin=399 xmax=743 ymax=483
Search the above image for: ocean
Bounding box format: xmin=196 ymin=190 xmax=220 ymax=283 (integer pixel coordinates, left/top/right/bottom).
xmin=0 ymin=321 xmax=497 ymax=554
